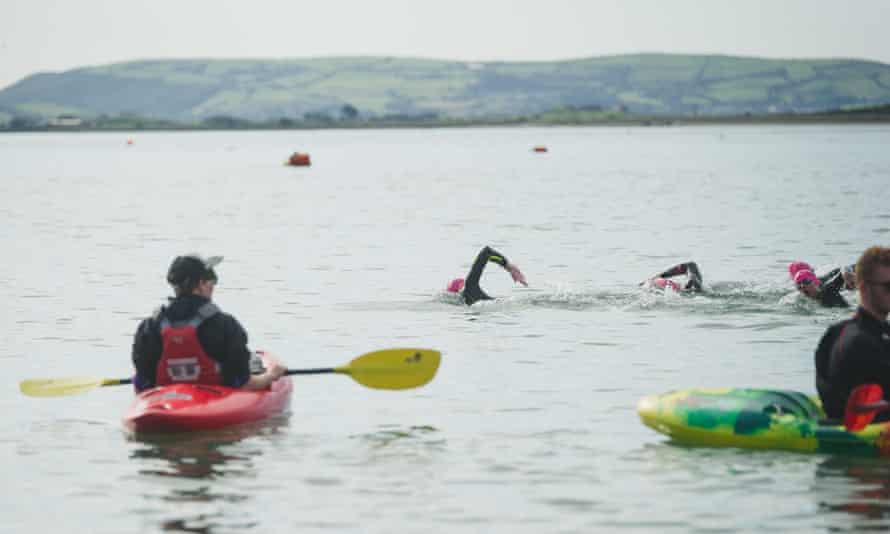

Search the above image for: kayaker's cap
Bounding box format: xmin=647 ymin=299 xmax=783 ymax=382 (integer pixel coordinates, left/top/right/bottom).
xmin=788 ymin=261 xmax=813 ymax=278
xmin=167 ymin=254 xmax=223 ymax=288
xmin=446 ymin=278 xmax=465 ymax=293
xmin=793 ymin=269 xmax=820 ymax=289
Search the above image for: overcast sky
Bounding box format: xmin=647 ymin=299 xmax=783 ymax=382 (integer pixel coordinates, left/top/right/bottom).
xmin=2 ymin=0 xmax=889 ymax=90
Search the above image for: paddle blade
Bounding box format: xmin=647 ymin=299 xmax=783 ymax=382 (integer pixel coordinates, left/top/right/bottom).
xmin=337 ymin=348 xmax=441 ymax=390
xmin=845 ymin=384 xmax=884 ymax=431
xmin=20 ymin=377 xmax=107 ymax=397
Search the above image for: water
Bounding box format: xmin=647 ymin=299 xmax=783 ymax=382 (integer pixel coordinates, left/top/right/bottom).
xmin=1 ymin=124 xmax=889 ymax=533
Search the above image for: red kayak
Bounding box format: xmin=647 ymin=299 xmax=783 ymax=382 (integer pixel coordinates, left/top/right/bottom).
xmin=123 ymin=377 xmax=293 ymax=434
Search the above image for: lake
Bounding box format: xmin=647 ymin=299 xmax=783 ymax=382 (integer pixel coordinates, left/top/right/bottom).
xmin=2 ymin=124 xmax=889 ymax=533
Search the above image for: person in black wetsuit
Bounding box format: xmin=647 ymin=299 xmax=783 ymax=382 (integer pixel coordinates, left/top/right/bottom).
xmin=815 ymin=246 xmax=890 ymax=420
xmin=788 ymin=261 xmax=854 ymax=308
xmin=132 ymin=254 xmax=286 ymax=392
xmin=641 ymin=261 xmax=703 ymax=293
xmin=445 ymin=246 xmax=527 ymax=305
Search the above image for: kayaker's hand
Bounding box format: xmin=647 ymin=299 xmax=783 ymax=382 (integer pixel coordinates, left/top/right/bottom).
xmin=268 ymin=361 xmax=287 ymax=381
xmin=255 ymin=350 xmax=287 ymax=381
xmin=262 ymin=353 xmax=287 ymax=380
xmin=508 ymin=263 xmax=528 ymax=286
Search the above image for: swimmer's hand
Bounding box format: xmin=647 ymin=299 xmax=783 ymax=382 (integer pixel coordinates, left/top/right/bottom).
xmin=508 ymin=263 xmax=528 ymax=286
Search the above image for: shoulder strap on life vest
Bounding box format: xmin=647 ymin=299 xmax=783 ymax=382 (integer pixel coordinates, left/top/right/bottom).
xmin=159 ymin=302 xmax=220 ymax=330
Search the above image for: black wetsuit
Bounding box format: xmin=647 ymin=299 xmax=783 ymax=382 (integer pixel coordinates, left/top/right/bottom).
xmin=132 ymin=294 xmax=253 ymax=391
xmin=462 ymin=246 xmax=511 ymax=305
xmin=655 ymin=262 xmax=703 ymax=292
xmin=815 ymin=268 xmax=849 ymax=308
xmin=815 ymin=307 xmax=890 ymax=419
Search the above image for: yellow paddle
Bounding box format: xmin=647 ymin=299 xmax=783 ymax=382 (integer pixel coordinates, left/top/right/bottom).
xmin=19 ymin=348 xmax=441 ymax=397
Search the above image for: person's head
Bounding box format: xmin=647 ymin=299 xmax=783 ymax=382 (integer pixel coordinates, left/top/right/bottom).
xmin=167 ymin=254 xmax=222 ymax=298
xmin=793 ymin=269 xmax=821 ymax=298
xmin=446 ymin=278 xmax=465 ymax=294
xmin=855 ymin=246 xmax=890 ymax=319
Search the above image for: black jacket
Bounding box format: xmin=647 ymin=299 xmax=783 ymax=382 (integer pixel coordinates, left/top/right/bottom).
xmin=815 ymin=307 xmax=890 ymax=418
xmin=132 ymin=294 xmax=252 ymax=390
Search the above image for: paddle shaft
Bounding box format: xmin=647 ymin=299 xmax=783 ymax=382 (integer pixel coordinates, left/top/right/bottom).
xmin=114 ymin=367 xmax=339 ymax=385
xmin=285 ymin=367 xmax=337 ymax=376
xmin=114 ymin=368 xmax=338 ymax=384
xmin=108 ymin=378 xmax=132 ymax=386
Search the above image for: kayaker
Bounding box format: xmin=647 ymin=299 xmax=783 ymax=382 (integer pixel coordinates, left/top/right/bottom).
xmin=445 ymin=245 xmax=527 ymax=305
xmin=131 ymin=254 xmax=286 ymax=392
xmin=788 ymin=260 xmax=853 ymax=308
xmin=641 ymin=261 xmax=703 ymax=293
xmin=815 ymin=246 xmax=890 ymax=420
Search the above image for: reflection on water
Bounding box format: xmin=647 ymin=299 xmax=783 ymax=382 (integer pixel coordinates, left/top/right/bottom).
xmin=129 ymin=419 xmax=286 ymax=479
xmin=353 ymin=424 xmax=441 ymax=449
xmin=157 ymin=516 xmax=258 ymax=534
xmin=127 ymin=419 xmax=288 ymax=533
xmin=816 ymin=455 xmax=890 ymax=531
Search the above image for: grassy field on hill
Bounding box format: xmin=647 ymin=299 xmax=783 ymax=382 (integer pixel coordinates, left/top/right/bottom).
xmin=1 ymin=54 xmax=889 ymax=125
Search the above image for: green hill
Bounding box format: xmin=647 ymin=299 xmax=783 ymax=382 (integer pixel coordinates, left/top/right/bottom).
xmin=2 ymin=54 xmax=890 ymax=123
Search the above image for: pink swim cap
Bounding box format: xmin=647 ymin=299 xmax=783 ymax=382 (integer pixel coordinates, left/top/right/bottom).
xmin=793 ymin=269 xmax=820 ymax=288
xmin=446 ymin=278 xmax=465 ymax=293
xmin=788 ymin=261 xmax=814 ymax=278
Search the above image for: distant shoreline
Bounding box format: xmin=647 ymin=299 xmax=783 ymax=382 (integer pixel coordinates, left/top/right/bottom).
xmin=3 ymin=108 xmax=890 ymax=133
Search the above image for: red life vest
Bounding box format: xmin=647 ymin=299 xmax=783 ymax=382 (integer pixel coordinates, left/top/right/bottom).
xmin=156 ymin=303 xmax=224 ymax=386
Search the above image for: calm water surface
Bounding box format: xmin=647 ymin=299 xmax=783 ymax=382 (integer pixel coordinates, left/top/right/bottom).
xmin=1 ymin=125 xmax=889 ymax=533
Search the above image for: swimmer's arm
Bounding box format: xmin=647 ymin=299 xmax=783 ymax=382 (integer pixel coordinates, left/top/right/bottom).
xmin=655 ymin=262 xmax=691 ymax=279
xmin=463 ymin=247 xmax=500 ymax=305
xmin=820 ymin=268 xmax=844 ymax=294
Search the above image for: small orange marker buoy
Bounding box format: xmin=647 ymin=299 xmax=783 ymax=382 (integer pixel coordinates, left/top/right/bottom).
xmin=286 ymin=152 xmax=311 ymax=166
xmin=533 ymin=145 xmax=548 ymax=153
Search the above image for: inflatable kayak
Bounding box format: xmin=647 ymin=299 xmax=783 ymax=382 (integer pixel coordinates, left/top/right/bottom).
xmin=637 ymin=388 xmax=890 ymax=457
xmin=123 ymin=376 xmax=293 ymax=434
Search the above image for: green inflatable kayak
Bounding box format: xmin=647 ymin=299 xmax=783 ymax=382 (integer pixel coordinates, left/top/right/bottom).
xmin=637 ymin=388 xmax=890 ymax=457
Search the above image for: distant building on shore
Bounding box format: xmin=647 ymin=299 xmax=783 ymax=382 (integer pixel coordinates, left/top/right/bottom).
xmin=48 ymin=115 xmax=83 ymax=127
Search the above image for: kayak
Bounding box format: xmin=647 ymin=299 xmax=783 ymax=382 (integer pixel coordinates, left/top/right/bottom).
xmin=637 ymin=388 xmax=890 ymax=457
xmin=123 ymin=375 xmax=293 ymax=434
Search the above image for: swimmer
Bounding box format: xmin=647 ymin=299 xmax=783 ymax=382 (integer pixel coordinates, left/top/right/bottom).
xmin=446 ymin=246 xmax=527 ymax=305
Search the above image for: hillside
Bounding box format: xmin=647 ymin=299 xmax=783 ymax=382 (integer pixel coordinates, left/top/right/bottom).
xmin=2 ymin=54 xmax=890 ymax=123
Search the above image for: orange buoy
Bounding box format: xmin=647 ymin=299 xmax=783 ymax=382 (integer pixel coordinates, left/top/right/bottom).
xmin=286 ymin=152 xmax=311 ymax=166
xmin=533 ymin=145 xmax=548 ymax=153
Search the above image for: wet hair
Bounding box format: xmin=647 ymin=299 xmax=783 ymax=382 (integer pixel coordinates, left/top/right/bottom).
xmin=855 ymin=246 xmax=890 ymax=285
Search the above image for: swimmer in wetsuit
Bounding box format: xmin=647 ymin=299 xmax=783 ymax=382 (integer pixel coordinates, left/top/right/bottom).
xmin=789 ymin=261 xmax=854 ymax=308
xmin=642 ymin=262 xmax=703 ymax=293
xmin=445 ymin=246 xmax=527 ymax=305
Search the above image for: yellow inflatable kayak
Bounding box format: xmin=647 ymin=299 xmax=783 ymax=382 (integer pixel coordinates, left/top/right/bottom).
xmin=637 ymin=388 xmax=890 ymax=457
